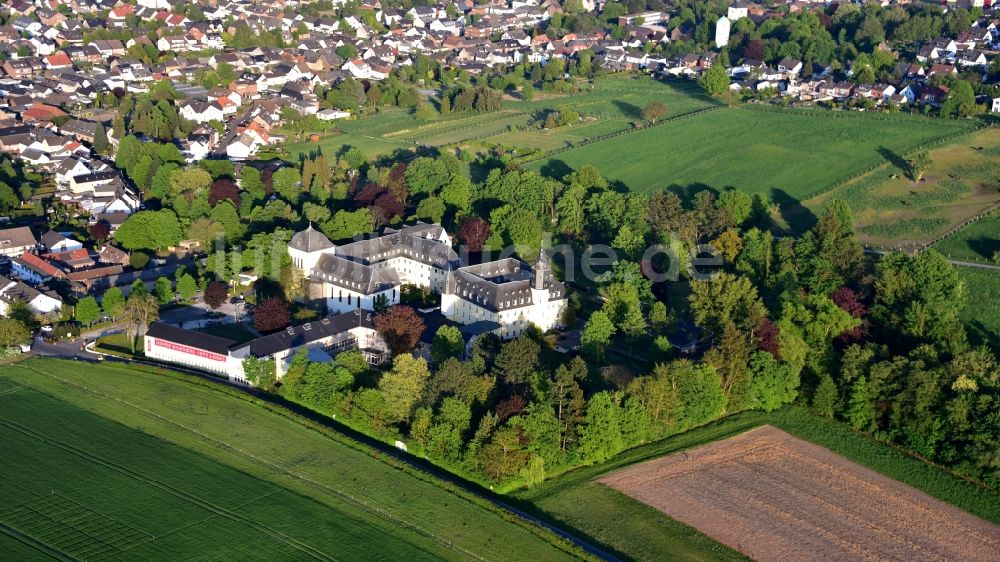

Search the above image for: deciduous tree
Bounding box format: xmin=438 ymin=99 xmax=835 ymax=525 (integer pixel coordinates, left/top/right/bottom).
xmin=204 ymin=280 xmax=228 ymax=310
xmin=375 ymin=305 xmax=425 ymax=355
xmin=254 ymin=297 xmax=291 ymax=332
xmin=74 ymin=296 xmax=101 ymax=327
xmin=379 ymin=354 xmax=431 ymax=424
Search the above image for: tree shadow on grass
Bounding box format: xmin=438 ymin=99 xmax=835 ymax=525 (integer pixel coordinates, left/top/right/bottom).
xmin=771 ymin=188 xmax=817 ymax=234
xmin=877 ymin=146 xmax=910 ymax=175
xmin=537 ymin=159 xmax=574 ymax=180
xmin=966 ymin=237 xmax=1000 ymax=261
xmin=665 ymin=182 xmax=718 ymax=202
xmin=965 ymin=319 xmax=1000 ymax=353
xmin=611 ymin=99 xmax=642 ymax=119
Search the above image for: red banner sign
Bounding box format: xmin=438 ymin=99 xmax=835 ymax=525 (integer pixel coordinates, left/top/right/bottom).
xmin=153 ymin=338 xmax=227 ymax=362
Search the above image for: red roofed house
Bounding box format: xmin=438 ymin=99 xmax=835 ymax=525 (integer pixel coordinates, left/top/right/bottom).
xmin=109 ymin=4 xmax=135 ymax=21
xmin=12 ymin=251 xmax=63 ymax=285
xmin=22 ymin=104 xmax=69 ymax=123
xmin=44 ymin=51 xmax=73 ymax=70
xmin=45 ymin=248 xmax=95 ymax=271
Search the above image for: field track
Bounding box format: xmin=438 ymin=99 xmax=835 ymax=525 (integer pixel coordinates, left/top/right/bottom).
xmin=600 ymin=425 xmax=1000 ymax=562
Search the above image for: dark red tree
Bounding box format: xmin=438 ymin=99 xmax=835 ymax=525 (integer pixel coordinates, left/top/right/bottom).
xmin=89 ymin=221 xmax=111 ymax=243
xmin=260 ymin=169 xmax=274 ymax=193
xmin=204 ymin=280 xmax=228 ymax=310
xmin=209 ymin=178 xmax=240 ymax=207
xmin=743 ymin=40 xmax=765 ymax=61
xmin=495 ymin=395 xmax=527 ymax=422
xmin=458 ymin=217 xmax=490 ymax=252
xmin=254 ymin=297 xmax=291 ymax=332
xmin=374 ymin=305 xmax=425 ymax=355
xmin=754 ymin=318 xmax=781 ymax=360
xmin=372 ymin=193 xmax=405 ymax=226
xmin=832 ymin=287 xmax=869 ymax=344
xmin=353 ymin=183 xmax=384 ymax=206
xmin=386 ymin=162 xmax=409 ymax=203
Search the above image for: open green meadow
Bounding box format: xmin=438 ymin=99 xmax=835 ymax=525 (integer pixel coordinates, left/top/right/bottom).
xmin=274 ymin=75 xmax=718 ymax=161
xmin=957 ymin=266 xmax=1000 ymax=351
xmin=528 ymin=107 xmax=971 ymax=200
xmin=809 ymin=127 xmax=1000 ymax=247
xmin=512 ymin=406 xmax=1000 ymax=562
xmin=0 ymin=359 xmax=579 ymax=561
xmin=933 ymin=211 xmax=1000 ymax=262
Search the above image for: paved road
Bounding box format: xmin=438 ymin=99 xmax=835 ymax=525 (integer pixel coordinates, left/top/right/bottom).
xmin=212 ymin=105 xmax=255 ymax=157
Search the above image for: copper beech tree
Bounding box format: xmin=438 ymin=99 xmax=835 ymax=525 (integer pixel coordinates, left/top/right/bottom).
xmin=374 ymin=305 xmax=426 ymax=355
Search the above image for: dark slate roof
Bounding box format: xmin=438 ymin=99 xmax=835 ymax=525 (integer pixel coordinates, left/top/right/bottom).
xmin=146 ymin=322 xmax=238 ymax=355
xmin=288 ymin=224 xmax=334 ymax=253
xmin=450 ymin=257 xmax=565 ymax=312
xmin=235 ymin=309 xmax=377 ymax=357
xmin=312 ymin=253 xmax=400 ymax=294
xmin=296 ymin=222 xmax=458 ymax=295
xmin=39 ymin=229 xmax=70 ymax=248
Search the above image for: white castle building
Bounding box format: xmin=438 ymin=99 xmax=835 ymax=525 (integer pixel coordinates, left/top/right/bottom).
xmin=288 ymin=222 xmax=566 ymax=339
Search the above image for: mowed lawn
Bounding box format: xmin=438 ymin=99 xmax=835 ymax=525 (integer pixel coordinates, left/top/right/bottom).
xmin=957 ymin=266 xmax=1000 ymax=351
xmin=0 ymin=359 xmax=578 ymax=562
xmin=528 ymin=107 xmax=970 ymax=199
xmin=272 ymin=75 xmax=718 ymax=160
xmin=933 ymin=212 xmax=1000 ymax=262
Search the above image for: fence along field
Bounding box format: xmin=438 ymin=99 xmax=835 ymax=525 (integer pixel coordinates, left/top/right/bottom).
xmin=807 ymin=127 xmax=1000 ymax=249
xmin=276 ymin=75 xmax=717 ymax=160
xmin=0 ymin=359 xmax=579 ymax=562
xmin=600 ymin=425 xmax=1000 ymax=562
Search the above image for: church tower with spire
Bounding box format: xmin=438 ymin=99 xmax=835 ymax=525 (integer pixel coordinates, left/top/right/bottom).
xmin=531 ymin=244 xmax=551 ymax=307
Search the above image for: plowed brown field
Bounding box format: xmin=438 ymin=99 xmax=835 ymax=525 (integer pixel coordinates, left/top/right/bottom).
xmin=599 ymin=425 xmax=1000 ymax=561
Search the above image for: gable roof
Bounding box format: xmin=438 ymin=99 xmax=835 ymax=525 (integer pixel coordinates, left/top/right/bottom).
xmin=236 ymin=310 xmax=377 ymax=358
xmin=146 ymin=322 xmax=238 ymax=355
xmin=0 ymin=226 xmax=37 ymax=249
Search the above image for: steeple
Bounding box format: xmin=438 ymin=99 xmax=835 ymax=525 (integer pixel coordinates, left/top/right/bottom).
xmin=533 ymin=243 xmax=549 ymax=290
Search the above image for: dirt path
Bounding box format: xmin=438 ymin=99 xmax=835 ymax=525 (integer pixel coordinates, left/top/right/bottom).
xmin=600 ymin=425 xmax=1000 ymax=562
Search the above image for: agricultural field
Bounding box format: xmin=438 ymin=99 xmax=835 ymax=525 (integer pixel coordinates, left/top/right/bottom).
xmin=272 ymin=75 xmax=716 ymax=161
xmin=810 ymin=127 xmax=1000 ymax=248
xmin=0 ymin=359 xmax=578 ymax=561
xmin=515 ymin=407 xmax=1000 ymax=562
xmin=958 ymin=266 xmax=1000 ymax=351
xmin=599 ymin=425 xmax=1000 ymax=562
xmin=933 ymin=211 xmax=1000 ymax=262
xmin=528 ymin=107 xmax=971 ymax=203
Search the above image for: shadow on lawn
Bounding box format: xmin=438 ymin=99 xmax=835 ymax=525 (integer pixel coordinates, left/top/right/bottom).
xmin=966 ymin=237 xmax=1000 ymax=261
xmin=771 ymin=188 xmax=817 ymax=234
xmin=877 ymin=146 xmax=910 ymax=174
xmin=611 ymin=99 xmax=642 ymax=119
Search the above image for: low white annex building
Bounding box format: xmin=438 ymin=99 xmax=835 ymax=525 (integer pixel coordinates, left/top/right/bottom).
xmin=144 ymin=309 xmax=387 ymax=384
xmin=288 ymin=222 xmax=567 ymax=339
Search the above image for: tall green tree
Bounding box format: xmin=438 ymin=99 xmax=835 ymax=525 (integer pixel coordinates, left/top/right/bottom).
xmin=74 ymin=296 xmax=101 ymax=327
xmin=379 ymin=354 xmax=431 ymax=424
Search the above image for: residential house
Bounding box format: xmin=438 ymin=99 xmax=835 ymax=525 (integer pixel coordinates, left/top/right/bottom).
xmin=0 ymin=227 xmax=37 ymax=257
xmin=0 ymin=275 xmax=62 ymax=316
xmin=12 ymin=252 xmax=62 ymax=285
xmin=40 ymin=230 xmax=83 ymax=253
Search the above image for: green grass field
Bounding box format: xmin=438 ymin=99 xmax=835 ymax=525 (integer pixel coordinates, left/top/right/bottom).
xmin=957 ymin=266 xmax=1000 ymax=351
xmin=528 ymin=107 xmax=970 ymax=200
xmin=807 ymin=127 xmax=1000 ymax=247
xmin=933 ymin=212 xmax=1000 ymax=262
xmin=512 ymin=406 xmax=1000 ymax=562
xmin=0 ymin=359 xmax=579 ymax=561
xmin=272 ymin=75 xmax=717 ymax=161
